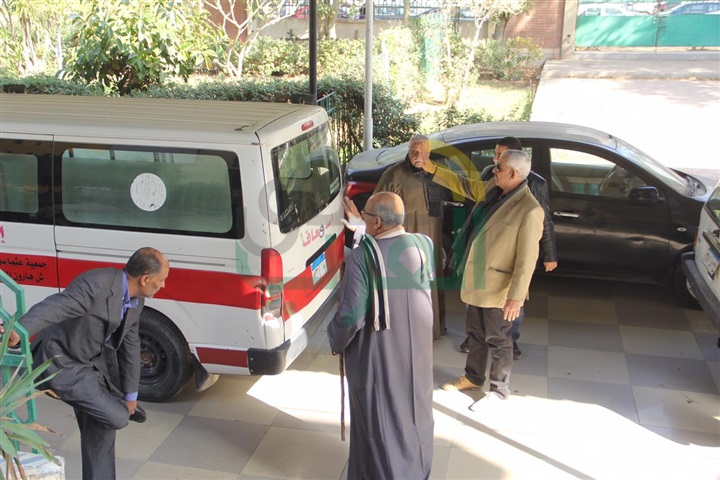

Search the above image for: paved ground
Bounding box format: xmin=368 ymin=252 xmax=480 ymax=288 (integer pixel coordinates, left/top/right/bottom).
xmin=16 ymin=51 xmax=720 ymax=479
xmin=531 ymin=51 xmax=720 ymax=181
xmin=32 ymin=277 xmax=720 ymax=480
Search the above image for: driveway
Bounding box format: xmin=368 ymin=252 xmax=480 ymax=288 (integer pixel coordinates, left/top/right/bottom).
xmin=531 ymin=51 xmax=720 ymax=182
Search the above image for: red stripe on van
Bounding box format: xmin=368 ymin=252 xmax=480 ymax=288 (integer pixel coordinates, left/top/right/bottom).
xmin=1 ymin=231 xmax=344 ymax=313
xmin=0 ymin=252 xmax=264 ymax=309
xmin=0 ymin=254 xmax=58 ymax=288
xmin=195 ymin=347 xmax=248 ymax=368
xmin=56 ymin=258 xmax=265 ymax=309
xmin=281 ymin=230 xmax=344 ymax=320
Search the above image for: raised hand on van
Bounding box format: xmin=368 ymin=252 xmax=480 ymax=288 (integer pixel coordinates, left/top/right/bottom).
xmin=341 ymin=196 xmax=363 ymax=231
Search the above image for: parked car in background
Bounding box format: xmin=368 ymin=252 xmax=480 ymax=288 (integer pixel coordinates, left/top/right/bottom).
xmin=683 ymin=181 xmax=720 ymax=336
xmin=345 ymin=122 xmax=713 ymax=305
xmin=664 ymin=1 xmax=720 ymax=14
xmin=653 ymin=1 xmax=682 ymax=13
xmin=578 ymin=4 xmax=640 ymax=15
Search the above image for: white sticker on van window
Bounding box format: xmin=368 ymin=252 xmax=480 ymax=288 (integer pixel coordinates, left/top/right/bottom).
xmin=130 ymin=173 xmax=167 ymax=212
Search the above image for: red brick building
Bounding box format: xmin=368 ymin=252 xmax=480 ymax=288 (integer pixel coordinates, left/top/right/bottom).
xmin=507 ymin=0 xmax=576 ymax=57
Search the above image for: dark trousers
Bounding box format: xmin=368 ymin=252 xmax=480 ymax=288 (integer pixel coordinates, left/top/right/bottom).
xmin=64 ymin=376 xmax=130 ymax=480
xmin=464 ymin=305 xmax=513 ymax=399
xmin=432 ymin=282 xmax=446 ymax=340
xmin=511 ymin=308 xmax=524 ymax=342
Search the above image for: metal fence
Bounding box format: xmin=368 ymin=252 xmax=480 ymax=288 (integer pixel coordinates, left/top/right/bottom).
xmin=280 ymin=1 xmax=459 ymax=20
xmin=317 ymin=91 xmax=362 ymax=169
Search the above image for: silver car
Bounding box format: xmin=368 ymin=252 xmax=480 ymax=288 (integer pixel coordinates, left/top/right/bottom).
xmin=345 ymin=122 xmax=714 ymax=305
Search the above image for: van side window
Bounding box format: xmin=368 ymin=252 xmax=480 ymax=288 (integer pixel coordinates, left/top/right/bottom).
xmin=0 ymin=153 xmax=39 ymax=214
xmin=59 ymin=146 xmax=242 ymax=237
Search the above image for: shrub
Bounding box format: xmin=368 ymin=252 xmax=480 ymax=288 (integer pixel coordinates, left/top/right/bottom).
xmin=243 ymin=38 xmax=310 ymax=78
xmin=317 ymin=39 xmax=366 ymax=78
xmin=61 ymin=0 xmax=219 ymax=95
xmin=0 ymin=74 xmax=103 ymax=96
xmin=375 ymin=27 xmax=423 ymax=103
xmin=476 ymin=37 xmax=543 ymax=81
xmin=0 ymin=74 xmax=419 ymax=167
xmin=429 ymin=105 xmax=498 ymax=131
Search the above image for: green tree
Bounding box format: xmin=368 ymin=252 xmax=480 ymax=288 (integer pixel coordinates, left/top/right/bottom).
xmin=0 ymin=0 xmax=81 ymax=76
xmin=62 ymin=0 xmax=220 ymax=95
xmin=445 ymin=0 xmax=532 ymax=102
xmin=204 ymin=0 xmax=300 ymax=78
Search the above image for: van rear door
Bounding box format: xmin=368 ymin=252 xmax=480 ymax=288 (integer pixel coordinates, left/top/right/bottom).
xmin=260 ymin=120 xmax=344 ymax=346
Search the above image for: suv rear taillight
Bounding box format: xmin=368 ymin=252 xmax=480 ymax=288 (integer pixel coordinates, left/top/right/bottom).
xmin=344 ymin=181 xmax=376 ymax=200
xmin=261 ymin=248 xmax=283 ymax=320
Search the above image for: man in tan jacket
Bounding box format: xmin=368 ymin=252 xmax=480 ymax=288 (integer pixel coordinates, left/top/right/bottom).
xmin=424 ymin=150 xmax=544 ymax=402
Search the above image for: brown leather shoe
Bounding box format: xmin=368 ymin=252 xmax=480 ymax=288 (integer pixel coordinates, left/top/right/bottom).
xmin=441 ymin=375 xmax=481 ymax=391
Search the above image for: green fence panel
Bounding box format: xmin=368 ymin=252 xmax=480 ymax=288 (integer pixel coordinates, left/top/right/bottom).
xmin=576 ymin=17 xmax=658 ymax=47
xmin=576 ymin=15 xmax=720 ymax=47
xmin=657 ymin=16 xmax=720 ymax=47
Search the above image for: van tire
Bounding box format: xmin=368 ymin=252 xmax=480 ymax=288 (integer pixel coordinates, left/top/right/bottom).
xmin=138 ymin=309 xmax=193 ymax=402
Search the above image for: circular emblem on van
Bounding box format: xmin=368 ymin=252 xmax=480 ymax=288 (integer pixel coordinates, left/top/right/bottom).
xmin=130 ymin=173 xmax=167 ymax=212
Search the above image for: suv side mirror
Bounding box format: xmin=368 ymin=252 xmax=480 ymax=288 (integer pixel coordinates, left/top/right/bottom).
xmin=629 ymin=185 xmax=663 ymax=204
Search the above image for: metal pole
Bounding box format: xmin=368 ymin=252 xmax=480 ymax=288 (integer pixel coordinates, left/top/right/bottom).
xmin=309 ymin=0 xmax=318 ymax=102
xmin=363 ymin=0 xmax=374 ymax=151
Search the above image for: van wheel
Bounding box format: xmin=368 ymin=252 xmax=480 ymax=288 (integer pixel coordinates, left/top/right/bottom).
xmin=672 ymin=260 xmax=700 ymax=309
xmin=138 ymin=309 xmax=193 ymax=402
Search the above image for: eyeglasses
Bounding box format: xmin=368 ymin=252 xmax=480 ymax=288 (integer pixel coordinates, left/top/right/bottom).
xmin=361 ymin=210 xmax=380 ymax=221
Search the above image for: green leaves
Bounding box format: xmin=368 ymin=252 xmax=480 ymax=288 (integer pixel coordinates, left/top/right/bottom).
xmin=0 ymin=314 xmax=60 ymax=480
xmin=61 ymin=0 xmax=221 ymax=95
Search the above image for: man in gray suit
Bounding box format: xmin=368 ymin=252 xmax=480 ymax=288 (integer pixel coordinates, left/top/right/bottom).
xmin=5 ymin=247 xmax=170 ymax=480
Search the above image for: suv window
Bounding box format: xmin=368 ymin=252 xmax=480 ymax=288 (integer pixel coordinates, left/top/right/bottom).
xmin=550 ymin=148 xmax=647 ymax=198
xmin=706 ymin=183 xmax=720 ymax=225
xmin=465 ymin=146 xmax=534 ymax=179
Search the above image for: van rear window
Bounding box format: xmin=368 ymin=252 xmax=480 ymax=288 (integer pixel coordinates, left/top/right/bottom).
xmin=272 ymin=123 xmax=341 ymax=233
xmin=60 ymin=146 xmax=241 ymax=236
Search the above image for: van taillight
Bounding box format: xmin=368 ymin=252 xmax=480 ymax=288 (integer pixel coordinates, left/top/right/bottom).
xmin=301 ymin=120 xmax=314 ymax=131
xmin=344 ymin=181 xmax=376 ymax=200
xmin=261 ymin=248 xmax=283 ymax=319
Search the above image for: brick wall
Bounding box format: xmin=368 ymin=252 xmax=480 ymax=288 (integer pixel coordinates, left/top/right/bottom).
xmin=205 ymin=0 xmax=248 ymax=41
xmin=506 ymin=0 xmax=567 ymax=57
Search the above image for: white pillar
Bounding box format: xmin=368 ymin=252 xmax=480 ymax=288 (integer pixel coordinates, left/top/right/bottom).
xmin=363 ymin=0 xmax=374 ymax=151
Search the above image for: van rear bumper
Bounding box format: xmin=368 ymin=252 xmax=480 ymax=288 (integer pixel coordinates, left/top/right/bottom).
xmin=247 ymin=284 xmax=339 ymax=375
xmin=682 ymin=252 xmax=720 ymax=331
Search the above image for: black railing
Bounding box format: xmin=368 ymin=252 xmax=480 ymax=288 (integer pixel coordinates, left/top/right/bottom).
xmin=317 ymin=91 xmax=362 ymax=169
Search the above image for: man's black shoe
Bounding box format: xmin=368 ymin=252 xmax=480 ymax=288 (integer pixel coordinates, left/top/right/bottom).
xmin=129 ymin=404 xmax=147 ymax=423
xmin=460 ymin=337 xmax=470 ymax=353
xmin=513 ymin=342 xmax=522 ymax=360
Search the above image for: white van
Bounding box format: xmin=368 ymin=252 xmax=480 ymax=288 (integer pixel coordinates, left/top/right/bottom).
xmin=0 ymin=94 xmax=345 ymax=401
xmin=683 ymin=180 xmax=720 ymax=338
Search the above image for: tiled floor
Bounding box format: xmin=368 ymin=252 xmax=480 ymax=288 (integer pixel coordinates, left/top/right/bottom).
xmin=33 ymin=275 xmax=720 ymax=479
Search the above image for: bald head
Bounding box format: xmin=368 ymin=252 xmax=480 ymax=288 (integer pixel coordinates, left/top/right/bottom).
xmin=366 ymin=192 xmax=405 ymax=228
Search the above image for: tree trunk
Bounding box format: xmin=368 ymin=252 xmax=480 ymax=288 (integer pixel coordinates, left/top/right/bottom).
xmin=55 ymin=28 xmax=63 ymax=72
xmin=458 ymin=17 xmax=485 ymax=104
xmin=20 ymin=14 xmax=37 ymax=74
xmin=403 ymin=0 xmax=410 ymax=24
xmin=493 ymin=17 xmax=508 ymax=43
xmin=328 ymin=0 xmax=339 ymax=39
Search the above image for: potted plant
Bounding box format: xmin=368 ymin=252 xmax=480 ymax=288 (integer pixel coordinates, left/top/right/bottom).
xmin=1 ymin=315 xmax=60 ymax=480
